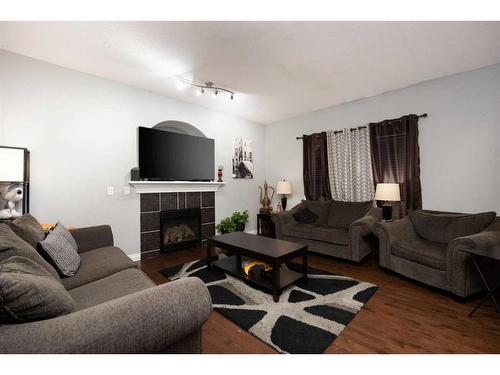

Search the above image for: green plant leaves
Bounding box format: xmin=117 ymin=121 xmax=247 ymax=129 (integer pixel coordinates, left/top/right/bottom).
xmin=216 ymin=210 xmax=250 ymax=233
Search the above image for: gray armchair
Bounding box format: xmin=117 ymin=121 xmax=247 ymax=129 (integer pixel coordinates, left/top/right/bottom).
xmin=374 ymin=210 xmax=500 ymax=298
xmin=273 ymin=200 xmax=382 ymax=262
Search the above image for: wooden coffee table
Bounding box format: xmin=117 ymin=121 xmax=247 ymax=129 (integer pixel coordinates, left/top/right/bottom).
xmin=207 ymin=232 xmax=308 ymax=302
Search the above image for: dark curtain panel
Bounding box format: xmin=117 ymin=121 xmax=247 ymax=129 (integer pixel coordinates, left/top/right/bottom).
xmin=303 ymin=132 xmax=332 ymax=201
xmin=369 ymin=114 xmax=422 ymax=217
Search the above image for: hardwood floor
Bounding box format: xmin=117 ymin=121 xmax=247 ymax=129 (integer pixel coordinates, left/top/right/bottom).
xmin=138 ymin=247 xmax=500 ymax=354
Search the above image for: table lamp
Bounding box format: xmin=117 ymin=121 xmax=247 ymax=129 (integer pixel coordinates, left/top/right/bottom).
xmin=276 ymin=180 xmax=292 ymax=210
xmin=0 ymin=147 xmax=25 ymax=182
xmin=375 ymin=183 xmax=400 ymax=221
xmin=0 ymin=146 xmax=30 ymax=217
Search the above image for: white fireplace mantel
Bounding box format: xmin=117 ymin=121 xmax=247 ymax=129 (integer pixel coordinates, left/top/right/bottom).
xmin=128 ymin=180 xmax=226 ymax=194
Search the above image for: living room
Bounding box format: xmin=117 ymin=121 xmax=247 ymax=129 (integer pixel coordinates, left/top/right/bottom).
xmin=1 ymin=0 xmax=500 ymax=372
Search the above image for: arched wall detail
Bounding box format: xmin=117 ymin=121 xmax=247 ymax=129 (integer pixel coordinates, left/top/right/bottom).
xmin=153 ymin=120 xmax=206 ymax=137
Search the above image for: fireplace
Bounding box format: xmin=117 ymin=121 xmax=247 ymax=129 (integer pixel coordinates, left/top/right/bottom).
xmin=140 ymin=192 xmax=215 ymax=259
xmin=160 ymin=208 xmax=202 ymax=252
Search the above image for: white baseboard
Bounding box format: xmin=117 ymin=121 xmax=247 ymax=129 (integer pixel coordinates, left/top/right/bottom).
xmin=245 ymin=229 xmax=258 ymax=234
xmin=128 ymin=252 xmax=141 ymax=262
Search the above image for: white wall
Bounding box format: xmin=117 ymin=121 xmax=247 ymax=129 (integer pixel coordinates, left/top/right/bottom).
xmin=0 ymin=50 xmax=266 ymax=257
xmin=266 ymin=63 xmax=500 ymax=214
xmin=2 ymin=49 xmax=499 ymax=258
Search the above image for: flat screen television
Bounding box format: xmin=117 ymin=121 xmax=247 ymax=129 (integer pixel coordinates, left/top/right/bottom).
xmin=138 ymin=127 xmax=215 ymax=181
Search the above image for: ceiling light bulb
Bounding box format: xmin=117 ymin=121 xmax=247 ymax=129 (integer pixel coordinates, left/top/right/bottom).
xmin=230 ymin=94 xmax=234 ymax=100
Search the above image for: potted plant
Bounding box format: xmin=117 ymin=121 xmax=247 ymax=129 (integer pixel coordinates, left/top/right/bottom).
xmin=215 ymin=217 xmax=236 ymax=234
xmin=231 ymin=210 xmax=249 ymax=232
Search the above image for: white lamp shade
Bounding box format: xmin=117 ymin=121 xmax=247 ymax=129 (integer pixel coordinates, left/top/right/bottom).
xmin=276 ymin=180 xmax=292 ymax=195
xmin=0 ymin=148 xmax=25 ymax=182
xmin=375 ymin=183 xmax=400 ymax=201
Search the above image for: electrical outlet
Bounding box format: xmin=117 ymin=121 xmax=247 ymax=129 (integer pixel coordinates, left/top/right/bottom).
xmin=107 ymin=186 xmax=114 ymax=195
xmin=123 ymin=186 xmax=131 ymax=195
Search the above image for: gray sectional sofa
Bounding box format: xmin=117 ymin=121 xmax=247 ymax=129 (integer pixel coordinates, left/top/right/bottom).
xmin=374 ymin=209 xmax=500 ymax=298
xmin=0 ymin=222 xmax=212 ymax=354
xmin=272 ymin=200 xmax=382 ymax=262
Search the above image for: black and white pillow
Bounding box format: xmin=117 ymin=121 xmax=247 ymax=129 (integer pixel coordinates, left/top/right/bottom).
xmin=38 ymin=223 xmax=81 ymax=277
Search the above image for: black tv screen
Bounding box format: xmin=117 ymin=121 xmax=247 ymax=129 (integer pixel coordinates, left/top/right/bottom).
xmin=138 ymin=127 xmax=215 ymax=181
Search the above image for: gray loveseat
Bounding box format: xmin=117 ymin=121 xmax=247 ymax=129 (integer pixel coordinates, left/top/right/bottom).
xmin=272 ymin=200 xmax=382 ymax=262
xmin=374 ymin=209 xmax=500 ymax=298
xmin=0 ymin=223 xmax=212 ymax=353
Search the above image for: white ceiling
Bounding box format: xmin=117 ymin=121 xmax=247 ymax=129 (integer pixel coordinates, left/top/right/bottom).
xmin=1 ymin=21 xmax=500 ymax=124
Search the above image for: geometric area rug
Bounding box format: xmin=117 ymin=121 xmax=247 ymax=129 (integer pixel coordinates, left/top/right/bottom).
xmin=159 ymin=257 xmax=377 ymax=354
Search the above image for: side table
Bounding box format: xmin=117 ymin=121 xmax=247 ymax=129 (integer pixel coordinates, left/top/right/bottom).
xmin=257 ymin=213 xmax=276 ymax=238
xmin=461 ymin=244 xmax=500 ymax=318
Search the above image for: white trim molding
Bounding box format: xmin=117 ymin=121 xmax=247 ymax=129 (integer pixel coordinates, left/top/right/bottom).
xmin=127 ymin=252 xmax=141 ymax=262
xmin=129 ymin=180 xmax=226 ymax=194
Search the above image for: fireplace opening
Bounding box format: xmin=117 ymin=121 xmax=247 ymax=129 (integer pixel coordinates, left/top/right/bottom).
xmin=160 ymin=208 xmax=202 ymax=252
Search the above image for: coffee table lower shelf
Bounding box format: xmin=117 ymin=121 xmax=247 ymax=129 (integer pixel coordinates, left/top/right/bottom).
xmin=210 ymin=255 xmax=304 ymax=300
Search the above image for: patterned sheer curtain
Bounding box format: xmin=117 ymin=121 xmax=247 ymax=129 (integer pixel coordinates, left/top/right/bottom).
xmin=326 ymin=127 xmax=374 ymax=202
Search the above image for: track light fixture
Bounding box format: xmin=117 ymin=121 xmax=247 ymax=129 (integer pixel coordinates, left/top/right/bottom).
xmin=177 ymin=79 xmax=235 ymax=101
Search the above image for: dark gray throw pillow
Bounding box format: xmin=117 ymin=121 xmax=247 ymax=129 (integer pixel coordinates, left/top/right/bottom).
xmin=38 ymin=222 xmax=81 ymax=277
xmin=8 ymin=214 xmax=45 ymax=249
xmin=293 ymin=207 xmax=319 ymax=223
xmin=300 ymin=200 xmax=332 ymax=225
xmin=0 ymin=256 xmax=75 ymax=324
xmin=0 ymin=223 xmax=61 ymax=282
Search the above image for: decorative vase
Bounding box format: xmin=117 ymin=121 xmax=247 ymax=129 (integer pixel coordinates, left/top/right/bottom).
xmin=235 ymin=222 xmax=245 ymax=232
xmin=258 ymin=180 xmax=275 ymax=214
xmin=276 ymin=202 xmax=282 ymax=212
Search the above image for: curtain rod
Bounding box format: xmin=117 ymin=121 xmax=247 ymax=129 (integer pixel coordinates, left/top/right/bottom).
xmin=295 ymin=113 xmax=428 ymax=140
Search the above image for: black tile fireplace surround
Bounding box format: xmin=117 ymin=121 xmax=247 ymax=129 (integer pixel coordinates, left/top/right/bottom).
xmin=140 ymin=192 xmax=215 ymax=259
